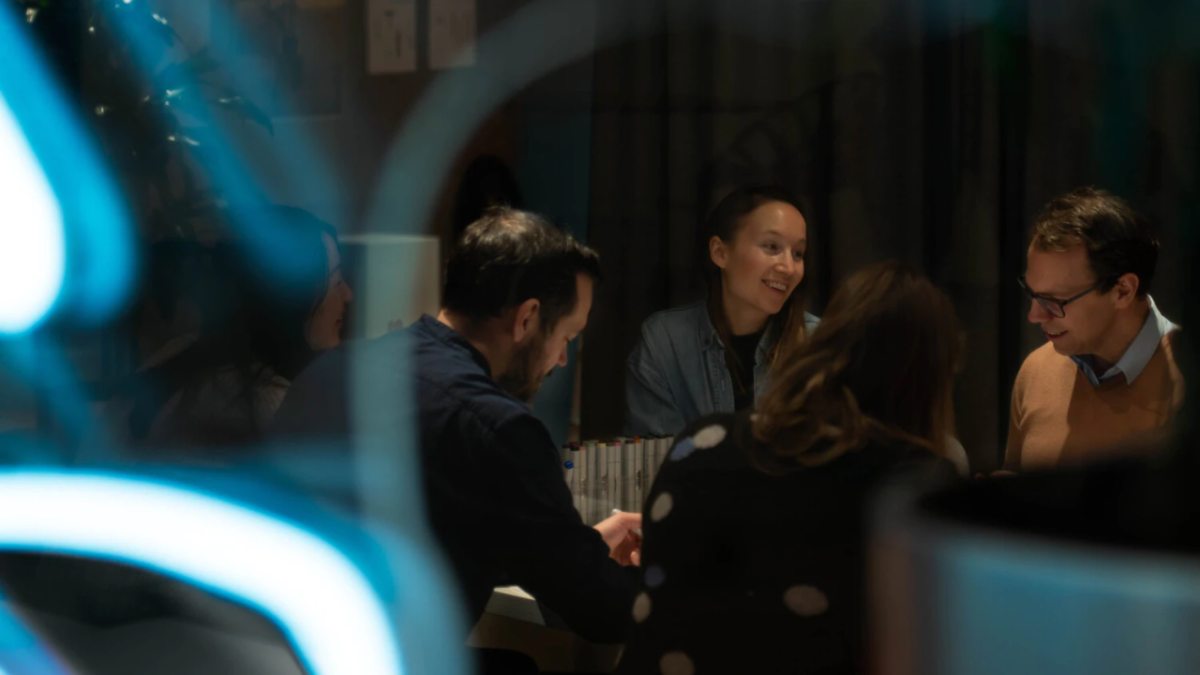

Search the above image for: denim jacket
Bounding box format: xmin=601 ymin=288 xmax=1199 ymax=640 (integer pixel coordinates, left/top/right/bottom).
xmin=623 ymin=301 xmax=820 ymax=436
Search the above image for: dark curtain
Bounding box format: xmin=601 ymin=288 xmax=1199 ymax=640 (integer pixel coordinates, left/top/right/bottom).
xmin=581 ymin=0 xmax=1199 ymax=471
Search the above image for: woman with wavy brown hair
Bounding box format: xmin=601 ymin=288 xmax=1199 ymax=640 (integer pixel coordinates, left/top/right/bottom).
xmin=616 ymin=262 xmax=964 ymax=675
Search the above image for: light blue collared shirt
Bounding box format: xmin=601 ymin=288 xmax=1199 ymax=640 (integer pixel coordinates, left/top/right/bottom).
xmin=1069 ymin=296 xmax=1177 ymax=387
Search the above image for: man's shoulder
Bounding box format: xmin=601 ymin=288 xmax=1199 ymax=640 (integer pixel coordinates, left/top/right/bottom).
xmin=407 ymin=331 xmax=532 ymax=432
xmin=1017 ymin=341 xmax=1071 ymax=374
xmin=419 ymin=365 xmax=528 ymax=428
xmin=1161 ymin=328 xmax=1184 ymax=365
xmin=1012 ymin=341 xmax=1077 ymax=397
xmin=430 ymin=382 xmax=553 ymax=468
xmin=1147 ymin=329 xmax=1186 ymax=398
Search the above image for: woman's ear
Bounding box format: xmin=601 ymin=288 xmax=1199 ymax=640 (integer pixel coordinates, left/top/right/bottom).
xmin=709 ymin=236 xmax=729 ymax=269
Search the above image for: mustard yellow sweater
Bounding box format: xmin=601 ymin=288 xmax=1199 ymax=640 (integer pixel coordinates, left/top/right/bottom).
xmin=1005 ymin=334 xmax=1184 ymax=470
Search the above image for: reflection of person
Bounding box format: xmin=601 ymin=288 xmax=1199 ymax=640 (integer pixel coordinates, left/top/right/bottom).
xmin=133 ymin=206 xmax=353 ymax=448
xmin=276 ymin=207 xmax=641 ymax=661
xmin=1006 ymin=188 xmax=1182 ymax=471
xmin=616 ymin=263 xmax=961 ymax=675
xmin=624 ymin=185 xmax=819 ymax=437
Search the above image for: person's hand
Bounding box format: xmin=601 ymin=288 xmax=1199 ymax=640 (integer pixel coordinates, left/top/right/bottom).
xmin=594 ymin=511 xmax=642 ymax=567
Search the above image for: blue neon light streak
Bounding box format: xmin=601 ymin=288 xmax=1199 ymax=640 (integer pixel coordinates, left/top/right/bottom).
xmin=0 ymin=9 xmax=136 ymax=331
xmin=0 ymin=92 xmax=64 ymax=335
xmin=0 ymin=471 xmax=404 ymax=675
xmin=97 ymin=1 xmax=329 ymax=292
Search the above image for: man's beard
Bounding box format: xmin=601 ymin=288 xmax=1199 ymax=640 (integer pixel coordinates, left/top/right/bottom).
xmin=497 ymin=331 xmax=549 ymax=403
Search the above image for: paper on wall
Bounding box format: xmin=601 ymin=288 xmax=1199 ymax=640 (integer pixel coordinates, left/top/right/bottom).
xmin=367 ymin=0 xmax=417 ymax=74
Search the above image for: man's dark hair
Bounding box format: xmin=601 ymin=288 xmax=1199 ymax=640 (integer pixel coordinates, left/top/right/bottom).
xmin=444 ymin=207 xmax=602 ymax=333
xmin=1031 ymin=187 xmax=1159 ymax=297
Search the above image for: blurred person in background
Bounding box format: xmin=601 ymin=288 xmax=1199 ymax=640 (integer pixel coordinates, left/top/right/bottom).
xmin=126 ymin=205 xmax=353 ymax=449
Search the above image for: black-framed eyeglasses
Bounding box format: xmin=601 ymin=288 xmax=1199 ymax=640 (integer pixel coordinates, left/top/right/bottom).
xmin=1017 ymin=275 xmax=1107 ymax=318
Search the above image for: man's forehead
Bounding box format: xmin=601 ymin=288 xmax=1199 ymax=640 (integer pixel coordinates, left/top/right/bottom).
xmin=565 ymin=310 xmax=589 ymax=334
xmin=1026 ymin=246 xmax=1093 ymax=292
xmin=574 ymin=274 xmax=595 ymax=306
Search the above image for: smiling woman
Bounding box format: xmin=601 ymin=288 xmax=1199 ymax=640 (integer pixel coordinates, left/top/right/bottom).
xmin=623 ymin=185 xmax=821 ymax=437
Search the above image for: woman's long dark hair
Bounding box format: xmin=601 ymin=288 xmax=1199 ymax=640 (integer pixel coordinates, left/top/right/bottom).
xmin=211 ymin=205 xmax=338 ymax=381
xmin=130 ymin=205 xmax=338 ymax=443
xmin=753 ymin=262 xmax=962 ymax=470
xmin=453 ymin=155 xmax=524 ymax=244
xmin=704 ymin=185 xmax=812 ymax=397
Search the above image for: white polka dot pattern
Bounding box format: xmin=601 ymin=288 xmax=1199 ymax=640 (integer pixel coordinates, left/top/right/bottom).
xmin=632 ymin=592 xmax=652 ymax=623
xmin=649 ymin=492 xmax=674 ymax=522
xmin=659 ymin=651 xmax=695 ymax=675
xmin=668 ymin=437 xmax=696 ymax=461
xmin=692 ymin=424 xmax=727 ymax=449
xmin=784 ymin=585 xmax=829 ymax=617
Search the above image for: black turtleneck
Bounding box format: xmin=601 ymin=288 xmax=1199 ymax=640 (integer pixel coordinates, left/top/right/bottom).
xmin=728 ymin=329 xmax=764 ymax=411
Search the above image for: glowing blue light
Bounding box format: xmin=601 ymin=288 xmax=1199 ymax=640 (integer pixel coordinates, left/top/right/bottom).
xmin=0 ymin=93 xmax=64 ymax=335
xmin=0 ymin=471 xmax=403 ymax=675
xmin=99 ymin=1 xmax=339 ymax=291
xmin=0 ymin=584 xmax=70 ymax=675
xmin=0 ymin=9 xmax=136 ymax=331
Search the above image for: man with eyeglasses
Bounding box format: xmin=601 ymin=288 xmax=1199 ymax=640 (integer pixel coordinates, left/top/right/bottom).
xmin=1005 ymin=187 xmax=1183 ymax=471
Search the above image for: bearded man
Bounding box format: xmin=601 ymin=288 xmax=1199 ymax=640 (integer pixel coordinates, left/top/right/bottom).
xmin=275 ymin=208 xmax=641 ymax=673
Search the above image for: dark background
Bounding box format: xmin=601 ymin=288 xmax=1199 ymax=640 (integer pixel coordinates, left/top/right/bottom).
xmin=580 ymin=0 xmax=1196 ymax=472
xmin=13 ymin=0 xmax=1199 ymax=472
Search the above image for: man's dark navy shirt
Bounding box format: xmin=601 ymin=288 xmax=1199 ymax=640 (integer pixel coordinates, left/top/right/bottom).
xmin=274 ymin=315 xmax=636 ymax=643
